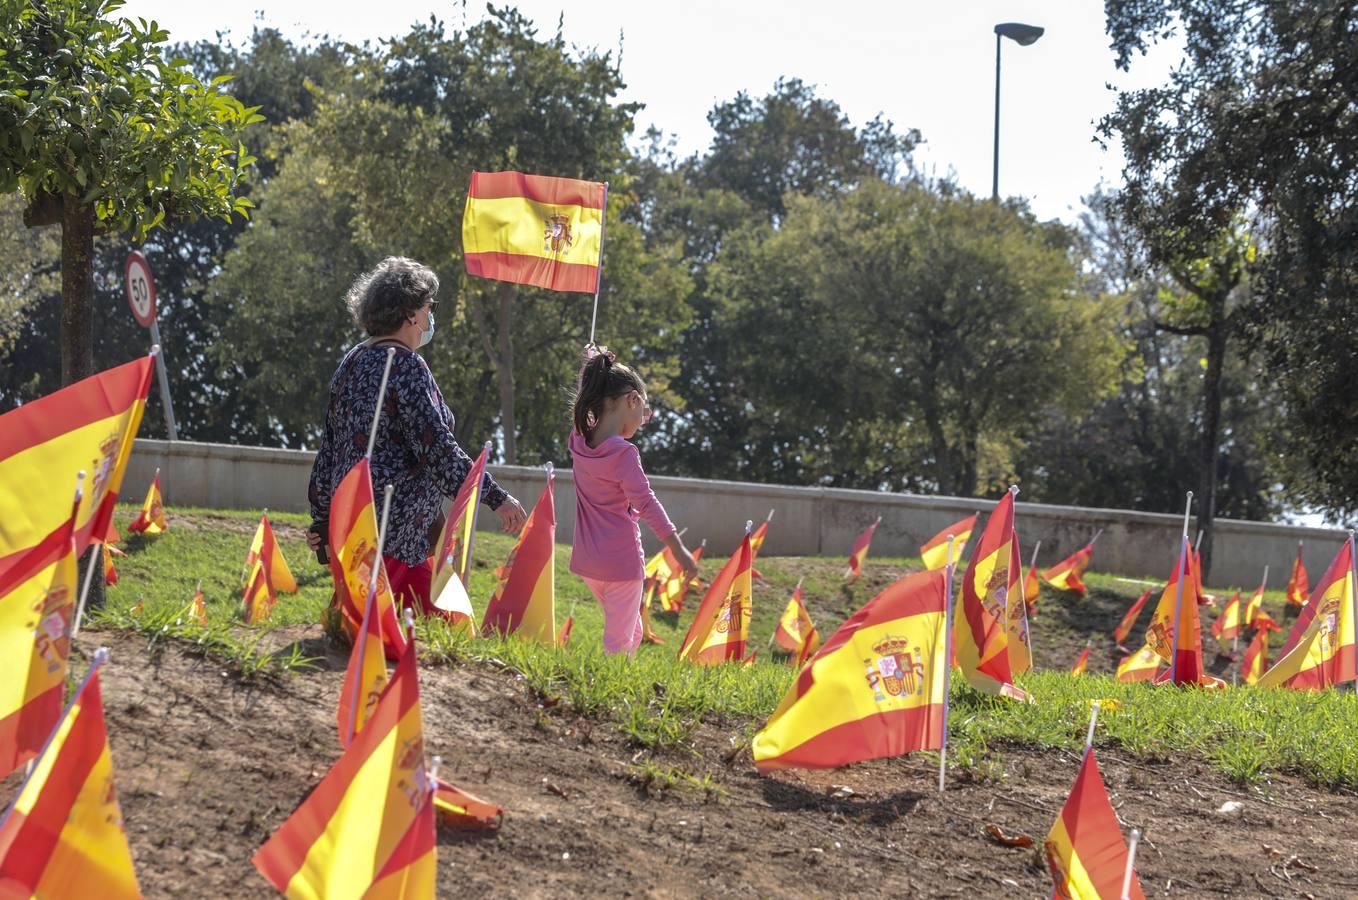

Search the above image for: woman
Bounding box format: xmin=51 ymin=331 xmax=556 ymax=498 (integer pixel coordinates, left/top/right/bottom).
xmin=307 ymin=256 xmax=526 ymax=615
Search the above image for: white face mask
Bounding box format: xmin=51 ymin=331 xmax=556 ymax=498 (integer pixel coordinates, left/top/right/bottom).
xmin=419 ymin=310 xmax=435 ymax=347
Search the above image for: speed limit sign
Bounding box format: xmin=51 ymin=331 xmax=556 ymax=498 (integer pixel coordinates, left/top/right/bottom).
xmin=125 ymin=251 xmax=157 ymax=327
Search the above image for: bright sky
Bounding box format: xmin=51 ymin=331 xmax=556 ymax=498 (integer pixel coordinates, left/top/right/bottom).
xmin=119 ymin=1 xmax=1184 ymax=223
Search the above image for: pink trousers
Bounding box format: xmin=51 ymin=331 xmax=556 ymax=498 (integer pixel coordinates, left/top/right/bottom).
xmin=581 ymin=576 xmax=644 ymax=655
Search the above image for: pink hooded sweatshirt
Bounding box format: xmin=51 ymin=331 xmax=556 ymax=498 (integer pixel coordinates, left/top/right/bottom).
xmin=568 ymin=430 xmax=676 ymax=581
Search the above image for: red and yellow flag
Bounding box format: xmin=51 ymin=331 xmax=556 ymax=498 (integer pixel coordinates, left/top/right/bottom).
xmin=430 ymin=444 xmax=488 ymax=601
xmin=752 ymin=569 xmax=949 ymax=771
xmin=678 ymin=532 xmax=753 ymax=665
xmin=1258 ymin=538 xmax=1355 ymax=690
xmin=434 ymin=778 xmax=502 ymax=831
xmin=1285 ymin=541 xmax=1309 ymax=607
xmin=1044 ymin=749 xmax=1145 ymax=900
xmin=1252 ymin=609 xmax=1281 ymax=635
xmin=127 ymin=470 xmax=167 ymax=534
xmin=242 ymin=559 xmax=276 ymax=625
xmin=254 ymin=641 xmax=436 ymax=898
xmin=844 ymin=516 xmax=881 ymax=579
xmin=191 ymin=585 xmax=208 ymax=626
xmin=1112 ymin=589 xmax=1153 ymax=647
xmin=246 ymin=513 xmax=297 ymax=594
xmin=1242 ymin=581 xmax=1265 ymax=626
xmin=1006 ymin=536 xmax=1033 ymax=676
xmin=0 ymin=355 xmax=153 ymax=587
xmin=328 ymin=458 xmax=406 ymax=660
xmin=1071 ymin=644 xmax=1090 ymax=676
xmin=556 ymin=615 xmax=574 ymax=648
xmin=750 ymin=516 xmax=772 ymax=559
xmin=773 ymin=581 xmax=820 ymax=667
xmin=955 ymin=493 xmax=1027 ymax=700
xmin=1210 ymin=592 xmax=1243 ymax=644
xmin=1144 ymin=536 xmax=1210 ymax=685
xmin=1115 ymin=644 xmax=1161 ymax=682
xmin=1043 ymin=544 xmax=1093 ymax=594
xmin=102 ymin=542 xmax=124 ymax=586
xmin=482 ymin=469 xmax=556 ymax=644
xmin=1023 ymin=557 xmax=1041 ymax=616
xmin=639 ymin=544 xmax=675 ymax=645
xmin=1241 ymin=628 xmax=1270 ymax=685
xmin=462 ymin=170 xmax=605 ymax=294
xmin=0 ymin=657 xmax=140 ymax=899
xmin=0 ymin=510 xmax=78 ymax=778
xmin=338 ymin=582 xmax=389 ymax=748
xmin=658 ymin=542 xmax=704 ymax=613
xmin=920 ymin=513 xmax=977 ymax=572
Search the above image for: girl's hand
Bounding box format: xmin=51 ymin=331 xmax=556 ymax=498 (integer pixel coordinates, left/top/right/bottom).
xmin=495 ymin=495 xmax=528 ymax=533
xmin=675 ymin=546 xmax=699 ymax=579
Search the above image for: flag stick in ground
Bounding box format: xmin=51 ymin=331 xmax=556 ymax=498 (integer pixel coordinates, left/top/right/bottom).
xmin=1169 ymin=492 xmax=1193 ymax=684
xmin=1121 ymin=828 xmax=1142 ymax=900
xmin=587 ymin=183 xmax=610 ymax=344
xmin=364 ymin=348 xmax=397 ymax=459
xmin=1084 ymin=701 xmax=1101 ymax=757
xmin=460 ymin=441 xmax=492 ymax=585
xmin=240 ymin=507 xmax=268 ymax=585
xmin=938 ymin=535 xmax=956 ymax=794
xmin=69 ymin=523 xmax=103 ymax=640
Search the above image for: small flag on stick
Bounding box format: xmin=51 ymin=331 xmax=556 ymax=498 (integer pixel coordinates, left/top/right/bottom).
xmin=245 ymin=512 xmax=297 ymax=594
xmin=920 ymin=514 xmax=977 ymax=572
xmin=1285 ymin=541 xmax=1309 ymax=607
xmin=127 ymin=468 xmax=167 ymax=534
xmin=844 ymin=516 xmax=882 ymax=580
xmin=482 ymin=466 xmax=557 ymax=644
xmin=1115 ymin=644 xmax=1161 ymax=682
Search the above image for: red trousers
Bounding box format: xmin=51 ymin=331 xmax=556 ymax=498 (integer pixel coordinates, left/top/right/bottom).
xmin=383 ymin=555 xmax=435 ymax=616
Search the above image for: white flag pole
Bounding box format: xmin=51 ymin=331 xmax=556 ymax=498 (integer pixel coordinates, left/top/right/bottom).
xmin=938 ymin=535 xmax=957 ymax=793
xmin=588 ymin=182 xmax=610 ymax=345
xmin=1084 ymin=700 xmax=1101 ymax=758
xmin=365 ymin=347 xmax=397 ymax=460
xmin=460 ymin=440 xmax=494 ymax=585
xmin=1120 ymin=828 xmax=1142 ymax=900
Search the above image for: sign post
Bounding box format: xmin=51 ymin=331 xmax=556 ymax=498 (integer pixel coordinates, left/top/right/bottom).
xmin=124 ymin=251 xmax=178 ymax=440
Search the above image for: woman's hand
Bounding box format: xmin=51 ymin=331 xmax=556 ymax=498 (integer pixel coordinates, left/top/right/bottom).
xmin=495 ymin=495 xmax=528 ymax=533
xmin=675 ymin=546 xmax=699 ymax=579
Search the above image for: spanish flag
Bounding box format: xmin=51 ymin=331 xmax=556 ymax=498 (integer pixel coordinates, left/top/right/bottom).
xmin=1112 ymin=589 xmax=1153 ymax=648
xmin=338 ymin=582 xmax=389 ymax=748
xmin=1023 ymin=556 xmax=1041 ymax=616
xmin=482 ymin=468 xmax=556 ymax=644
xmin=1240 ymin=628 xmax=1270 ymax=685
xmin=253 ymin=642 xmax=436 ymax=898
xmin=1071 ymin=643 xmax=1090 ymax=676
xmin=0 ymin=655 xmax=140 ymax=899
xmin=127 ymin=468 xmax=166 ymax=534
xmin=639 ymin=544 xmax=676 ymax=645
xmin=102 ymin=541 xmax=124 ymax=586
xmin=750 ymin=514 xmax=773 ymax=559
xmin=1242 ymin=581 xmax=1265 ymax=626
xmin=920 ymin=514 xmax=977 ymax=572
xmin=773 ymin=580 xmax=820 ymax=667
xmin=245 ymin=513 xmax=297 ymax=594
xmin=556 ymin=615 xmax=574 ymax=647
xmin=328 ymin=459 xmax=406 ymax=660
xmin=191 ymin=584 xmax=208 ymax=626
xmin=0 ymin=355 xmax=153 ymax=587
xmin=844 ymin=516 xmax=881 ymax=579
xmin=242 ymin=559 xmax=276 ymax=625
xmin=1115 ymin=644 xmax=1161 ymax=682
xmin=430 ymin=443 xmax=488 ymax=602
xmin=0 ymin=508 xmax=78 ymax=778
xmin=462 ymin=171 xmax=605 ymax=294
xmin=1285 ymin=541 xmax=1309 ymax=607
xmin=658 ymin=541 xmax=704 ymax=613
xmin=1144 ymin=536 xmax=1215 ymax=686
xmin=434 ymin=778 xmax=502 ymax=831
xmin=1006 ymin=536 xmax=1032 ymax=676
xmin=1210 ymin=592 xmax=1243 ymax=645
xmin=955 ymin=492 xmax=1027 ymax=700
xmin=1043 ymin=544 xmax=1093 ymax=594
xmin=751 ymin=568 xmax=948 ymax=771
xmin=678 ymin=531 xmax=753 ymax=665
xmin=1044 ymin=749 xmax=1145 ymax=900
xmin=1258 ymin=538 xmax=1355 ymax=690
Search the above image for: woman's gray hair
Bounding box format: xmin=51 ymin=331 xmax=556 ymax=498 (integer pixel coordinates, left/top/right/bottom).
xmin=345 ymin=256 xmax=440 ymax=337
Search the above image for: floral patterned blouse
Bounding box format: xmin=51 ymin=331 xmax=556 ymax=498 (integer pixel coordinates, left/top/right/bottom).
xmin=308 ymin=340 xmax=507 ymax=565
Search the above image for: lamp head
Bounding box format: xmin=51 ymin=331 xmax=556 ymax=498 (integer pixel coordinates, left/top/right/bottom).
xmin=994 ymin=22 xmax=1044 ymax=46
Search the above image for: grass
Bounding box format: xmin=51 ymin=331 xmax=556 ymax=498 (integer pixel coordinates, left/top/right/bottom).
xmin=94 ymin=503 xmax=1358 ymax=790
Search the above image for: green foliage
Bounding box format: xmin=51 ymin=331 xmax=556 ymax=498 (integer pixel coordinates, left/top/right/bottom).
xmin=0 ymin=0 xmax=258 ymax=235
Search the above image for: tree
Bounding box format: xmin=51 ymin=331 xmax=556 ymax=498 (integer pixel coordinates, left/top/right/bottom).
xmin=682 ymin=180 xmax=1124 ymax=495
xmin=0 ymin=0 xmax=257 ymax=386
xmin=1102 ymin=1 xmax=1358 ymax=520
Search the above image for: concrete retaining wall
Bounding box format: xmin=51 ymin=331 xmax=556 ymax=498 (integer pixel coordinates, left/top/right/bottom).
xmin=125 ymin=439 xmax=1346 ymax=588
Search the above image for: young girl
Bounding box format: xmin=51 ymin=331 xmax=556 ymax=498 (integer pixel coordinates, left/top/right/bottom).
xmin=570 ymin=346 xmax=698 ymax=654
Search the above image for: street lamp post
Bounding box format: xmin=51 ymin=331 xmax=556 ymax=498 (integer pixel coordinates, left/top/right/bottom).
xmin=992 ymin=22 xmax=1044 ymax=201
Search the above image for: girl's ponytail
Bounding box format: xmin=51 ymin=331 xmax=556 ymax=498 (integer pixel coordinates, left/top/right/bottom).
xmin=572 ymin=346 xmax=646 ymax=437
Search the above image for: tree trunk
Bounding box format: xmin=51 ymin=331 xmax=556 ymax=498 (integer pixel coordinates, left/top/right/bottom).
xmin=959 ymin=431 xmax=979 ymax=497
xmin=922 ymin=400 xmax=953 ymax=495
xmin=1195 ymin=303 xmax=1228 ymax=579
xmin=494 ymin=282 xmax=518 ymax=464
xmin=60 ymin=200 xmax=96 ymax=386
